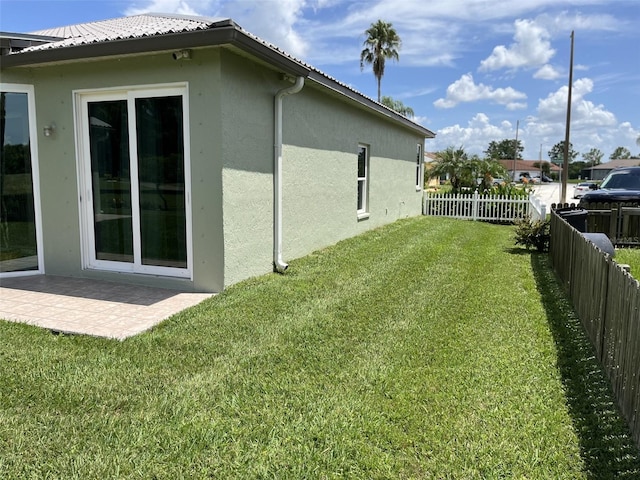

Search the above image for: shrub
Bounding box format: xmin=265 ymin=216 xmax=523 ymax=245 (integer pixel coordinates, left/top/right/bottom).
xmin=514 ymin=217 xmax=550 ymax=252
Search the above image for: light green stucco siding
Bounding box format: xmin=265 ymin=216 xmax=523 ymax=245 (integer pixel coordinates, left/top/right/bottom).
xmin=2 ymin=46 xmax=427 ymax=292
xmin=1 ymin=49 xmax=226 ymax=292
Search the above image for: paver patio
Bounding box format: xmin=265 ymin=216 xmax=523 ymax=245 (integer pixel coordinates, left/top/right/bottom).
xmin=0 ymin=275 xmax=212 ymax=340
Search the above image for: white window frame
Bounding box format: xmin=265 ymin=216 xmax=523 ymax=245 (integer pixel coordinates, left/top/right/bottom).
xmin=0 ymin=83 xmax=45 ymax=277
xmin=416 ymin=143 xmax=424 ymax=191
xmin=357 ymin=143 xmax=370 ymax=218
xmin=74 ymin=83 xmax=193 ymax=279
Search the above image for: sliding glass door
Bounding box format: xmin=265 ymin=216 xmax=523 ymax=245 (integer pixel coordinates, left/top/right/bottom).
xmin=0 ymin=85 xmax=43 ymax=275
xmin=79 ymin=86 xmax=190 ymax=278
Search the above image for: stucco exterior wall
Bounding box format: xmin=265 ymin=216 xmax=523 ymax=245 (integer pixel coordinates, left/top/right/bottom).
xmin=1 ymin=49 xmax=226 ymax=292
xmin=281 ymin=86 xmax=423 ymax=260
xmin=217 ymin=52 xmax=424 ymax=285
xmin=3 ymin=47 xmax=427 ymax=292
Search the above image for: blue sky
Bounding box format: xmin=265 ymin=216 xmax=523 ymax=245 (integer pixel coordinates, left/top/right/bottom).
xmin=1 ymin=0 xmax=639 ymax=161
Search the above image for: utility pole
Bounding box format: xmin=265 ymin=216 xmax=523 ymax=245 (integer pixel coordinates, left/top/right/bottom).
xmin=561 ymin=31 xmax=574 ymax=204
xmin=513 ymin=120 xmax=519 ymax=182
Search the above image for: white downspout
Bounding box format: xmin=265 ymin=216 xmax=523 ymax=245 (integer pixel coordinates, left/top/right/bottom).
xmin=274 ymin=76 xmax=305 ymax=273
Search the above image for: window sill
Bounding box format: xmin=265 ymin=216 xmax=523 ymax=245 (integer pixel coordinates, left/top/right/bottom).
xmin=357 ymin=212 xmax=370 ymax=221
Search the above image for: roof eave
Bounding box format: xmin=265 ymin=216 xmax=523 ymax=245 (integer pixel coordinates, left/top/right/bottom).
xmin=0 ymin=25 xmax=309 ymax=77
xmin=1 ymin=20 xmax=433 ymax=138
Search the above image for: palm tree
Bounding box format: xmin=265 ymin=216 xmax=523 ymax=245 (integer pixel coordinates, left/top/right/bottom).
xmin=429 ymin=146 xmax=470 ymax=193
xmin=380 ymin=96 xmax=414 ymax=118
xmin=360 ymin=20 xmax=401 ymax=102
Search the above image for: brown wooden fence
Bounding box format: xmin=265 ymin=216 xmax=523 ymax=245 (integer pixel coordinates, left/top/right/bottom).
xmin=557 ymin=201 xmax=640 ymax=246
xmin=550 ymin=210 xmax=640 ymax=447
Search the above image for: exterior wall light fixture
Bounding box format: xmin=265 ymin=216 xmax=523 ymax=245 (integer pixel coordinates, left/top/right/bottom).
xmin=172 ymin=49 xmax=192 ymax=60
xmin=43 ymin=123 xmax=56 ymax=137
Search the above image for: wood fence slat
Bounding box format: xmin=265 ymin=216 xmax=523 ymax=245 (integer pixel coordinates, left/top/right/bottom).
xmin=550 ymin=208 xmax=640 ymax=448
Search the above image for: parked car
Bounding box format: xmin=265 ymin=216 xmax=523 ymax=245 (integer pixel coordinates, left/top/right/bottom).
xmin=573 ymin=181 xmax=599 ymax=198
xmin=534 ymin=174 xmax=553 ymax=183
xmin=578 ymin=166 xmax=640 ymax=205
xmin=492 ymin=177 xmax=505 ymax=186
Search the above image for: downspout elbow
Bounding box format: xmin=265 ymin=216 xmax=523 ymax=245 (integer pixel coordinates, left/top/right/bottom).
xmin=274 ymin=76 xmax=305 ymax=274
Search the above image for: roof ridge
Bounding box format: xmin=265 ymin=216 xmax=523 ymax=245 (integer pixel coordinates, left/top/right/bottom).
xmin=29 ymin=13 xmax=222 ymax=37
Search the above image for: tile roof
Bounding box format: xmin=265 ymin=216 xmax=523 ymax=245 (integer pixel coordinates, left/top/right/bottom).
xmin=499 ymin=159 xmax=561 ymax=172
xmin=587 ymin=159 xmax=640 ymax=170
xmin=25 ymin=13 xmax=225 ymax=51
xmin=4 ymin=13 xmax=435 ymax=138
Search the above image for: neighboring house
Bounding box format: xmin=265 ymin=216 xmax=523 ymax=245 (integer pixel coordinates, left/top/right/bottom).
xmin=582 ymin=159 xmax=640 ymax=181
xmin=0 ymin=13 xmax=435 ymax=292
xmin=498 ymin=159 xmax=561 ymax=180
xmin=423 ymin=152 xmax=440 ymax=189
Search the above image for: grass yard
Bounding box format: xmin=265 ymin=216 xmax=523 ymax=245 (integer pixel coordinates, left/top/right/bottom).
xmin=1 ymin=216 xmax=639 ymax=478
xmin=615 ymin=247 xmax=640 ymax=278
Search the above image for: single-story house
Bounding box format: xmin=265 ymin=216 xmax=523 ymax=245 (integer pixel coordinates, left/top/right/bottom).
xmin=498 ymin=159 xmax=561 ymax=180
xmin=0 ymin=13 xmax=435 ymax=292
xmin=582 ymin=159 xmax=640 ymax=181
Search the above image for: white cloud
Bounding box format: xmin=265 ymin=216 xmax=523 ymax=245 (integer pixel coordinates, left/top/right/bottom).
xmin=479 ymin=19 xmax=555 ymax=72
xmin=125 ymin=0 xmax=309 ymax=57
xmin=222 ymin=0 xmax=309 ymax=58
xmin=432 ymin=113 xmax=517 ymax=154
xmin=534 ymin=64 xmax=562 ymax=80
xmin=125 ymin=0 xmax=215 ymax=16
xmin=537 ymin=77 xmax=617 ymax=128
xmin=434 ymin=73 xmax=527 ymax=109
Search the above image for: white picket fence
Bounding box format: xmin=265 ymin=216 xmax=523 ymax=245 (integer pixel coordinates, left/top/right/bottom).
xmin=423 ymin=192 xmax=547 ymax=223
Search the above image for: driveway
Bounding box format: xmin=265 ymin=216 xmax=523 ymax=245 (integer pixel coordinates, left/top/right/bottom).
xmin=531 ymin=182 xmax=564 ymax=206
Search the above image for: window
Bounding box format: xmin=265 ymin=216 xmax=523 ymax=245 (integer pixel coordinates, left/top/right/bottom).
xmin=0 ymin=84 xmax=43 ymax=276
xmin=357 ymin=144 xmax=369 ymax=216
xmin=76 ymin=85 xmax=191 ymax=278
xmin=416 ymin=143 xmax=423 ymax=190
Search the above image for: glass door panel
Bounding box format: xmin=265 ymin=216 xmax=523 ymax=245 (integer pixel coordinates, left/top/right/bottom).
xmin=135 ymin=96 xmax=187 ymax=269
xmin=88 ymin=100 xmax=133 ymax=263
xmin=81 ymin=88 xmax=189 ymax=277
xmin=0 ymin=92 xmax=38 ymax=273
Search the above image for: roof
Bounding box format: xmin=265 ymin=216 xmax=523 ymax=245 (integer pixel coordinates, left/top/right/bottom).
xmin=1 ymin=13 xmax=435 ymax=139
xmin=586 ymin=159 xmax=640 ymax=170
xmin=27 ymin=13 xmax=219 ymax=48
xmin=498 ymin=159 xmax=562 ymax=172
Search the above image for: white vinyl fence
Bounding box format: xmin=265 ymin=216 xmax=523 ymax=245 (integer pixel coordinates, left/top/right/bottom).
xmin=423 ymin=192 xmax=547 ymax=223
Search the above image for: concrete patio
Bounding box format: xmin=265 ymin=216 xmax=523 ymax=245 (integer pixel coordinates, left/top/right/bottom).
xmin=0 ymin=275 xmax=213 ymax=340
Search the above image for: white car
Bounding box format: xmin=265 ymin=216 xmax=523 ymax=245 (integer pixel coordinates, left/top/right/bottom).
xmin=573 ymin=182 xmax=598 ymax=198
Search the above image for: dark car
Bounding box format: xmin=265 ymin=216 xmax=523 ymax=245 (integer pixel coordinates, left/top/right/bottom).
xmin=578 ymin=166 xmax=640 ymax=206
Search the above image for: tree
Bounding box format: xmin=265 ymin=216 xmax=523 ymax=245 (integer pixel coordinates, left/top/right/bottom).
xmin=610 ymin=146 xmax=631 ymax=160
xmin=484 ymin=139 xmax=523 ymax=160
xmin=429 ymin=146 xmax=507 ymax=193
xmin=582 ymin=148 xmax=603 ymax=167
xmin=360 ymin=20 xmax=401 ymax=102
xmin=429 ymin=146 xmax=469 ymax=193
xmin=548 ymin=141 xmax=578 ymax=164
xmin=533 ymin=161 xmax=551 ymax=176
xmin=380 ymin=96 xmax=414 ymax=118
xmin=473 ymin=157 xmax=509 ymax=192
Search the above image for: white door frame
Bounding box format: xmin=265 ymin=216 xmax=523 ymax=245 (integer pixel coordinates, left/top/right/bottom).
xmin=74 ymin=83 xmax=192 ymax=279
xmin=0 ymin=83 xmax=44 ymax=277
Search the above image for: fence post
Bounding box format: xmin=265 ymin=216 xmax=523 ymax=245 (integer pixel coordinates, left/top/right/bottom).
xmin=472 ymin=191 xmax=479 ymax=221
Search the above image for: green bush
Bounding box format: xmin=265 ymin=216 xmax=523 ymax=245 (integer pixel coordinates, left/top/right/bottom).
xmin=514 ymin=217 xmax=550 ymax=252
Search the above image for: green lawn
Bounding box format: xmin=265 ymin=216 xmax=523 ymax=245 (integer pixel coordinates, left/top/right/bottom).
xmin=615 ymin=247 xmax=640 ymax=278
xmin=1 ymin=216 xmax=639 ymax=479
